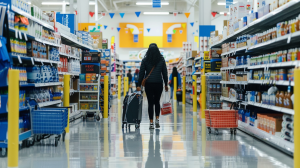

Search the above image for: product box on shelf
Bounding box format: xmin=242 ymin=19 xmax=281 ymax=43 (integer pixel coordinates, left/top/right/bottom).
xmin=90 ymin=32 xmax=103 ymax=49
xmin=82 ymin=51 xmax=101 ymax=63
xmin=210 ymin=48 xmax=222 ymax=58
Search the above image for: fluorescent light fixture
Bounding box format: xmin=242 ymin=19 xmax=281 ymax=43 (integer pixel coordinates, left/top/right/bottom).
xmin=220 ymin=12 xmax=224 ymax=14
xmin=217 ymin=2 xmax=237 ymax=5
xmin=42 ymin=1 xmax=95 ymax=5
xmin=41 ymin=2 xmax=70 ymax=5
xmin=27 ymin=2 xmax=31 ymax=4
xmin=143 ymin=12 xmax=169 ymax=15
xmin=136 ymin=2 xmax=169 ymax=5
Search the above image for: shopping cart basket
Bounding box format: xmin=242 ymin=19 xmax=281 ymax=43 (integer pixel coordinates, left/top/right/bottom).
xmin=205 ymin=109 xmax=238 ymax=135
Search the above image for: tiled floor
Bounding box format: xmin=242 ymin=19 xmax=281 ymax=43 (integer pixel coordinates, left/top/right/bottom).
xmin=0 ymin=98 xmax=293 ymax=168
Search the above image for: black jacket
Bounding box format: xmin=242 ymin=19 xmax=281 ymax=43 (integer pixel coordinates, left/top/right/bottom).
xmin=138 ymin=56 xmax=168 ymax=86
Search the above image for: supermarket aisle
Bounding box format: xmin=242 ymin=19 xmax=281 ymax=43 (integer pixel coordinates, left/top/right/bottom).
xmin=0 ymin=98 xmax=293 ymax=168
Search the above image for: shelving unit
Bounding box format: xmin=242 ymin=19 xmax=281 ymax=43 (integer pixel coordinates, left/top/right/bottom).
xmin=214 ymin=0 xmax=300 ymax=156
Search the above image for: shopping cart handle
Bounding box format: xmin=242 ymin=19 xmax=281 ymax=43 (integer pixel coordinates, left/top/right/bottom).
xmin=45 ymin=106 xmax=72 ymax=109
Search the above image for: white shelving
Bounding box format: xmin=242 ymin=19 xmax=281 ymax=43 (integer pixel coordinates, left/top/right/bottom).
xmin=35 ymin=38 xmax=61 ymax=48
xmin=34 ymin=82 xmax=63 ymax=87
xmin=79 ymin=100 xmax=98 ymax=102
xmin=59 ymin=53 xmax=80 ymax=60
xmin=220 ymin=96 xmax=240 ymax=103
xmin=61 ymin=33 xmax=93 ymax=50
xmin=194 ymin=72 xmax=201 ymax=75
xmin=248 ymin=80 xmax=294 ymax=86
xmin=58 ymin=72 xmax=80 ymax=76
xmin=220 ymin=65 xmax=248 ymax=71
xmin=38 ymin=100 xmax=62 ymax=107
xmin=221 ymin=46 xmax=248 ymax=56
xmin=238 ymin=121 xmax=294 ymax=154
xmin=220 ymin=81 xmax=248 ymax=85
xmin=242 ymin=101 xmax=294 ymax=115
xmin=195 ymin=64 xmax=201 ymax=68
xmin=194 ymin=57 xmax=201 ymax=61
xmin=248 ymin=61 xmax=300 ymax=69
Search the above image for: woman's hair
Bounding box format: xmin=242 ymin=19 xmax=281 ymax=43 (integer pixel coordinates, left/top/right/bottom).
xmin=135 ymin=69 xmax=139 ymax=74
xmin=172 ymin=67 xmax=178 ymax=82
xmin=144 ymin=43 xmax=163 ymax=66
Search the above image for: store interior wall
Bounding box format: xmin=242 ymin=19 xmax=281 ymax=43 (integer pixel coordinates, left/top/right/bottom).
xmin=89 ymin=12 xmax=198 ymax=60
xmin=211 ymin=15 xmax=228 ymax=34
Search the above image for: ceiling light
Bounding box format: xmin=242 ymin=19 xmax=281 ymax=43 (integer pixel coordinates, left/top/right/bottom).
xmin=41 ymin=2 xmax=70 ymax=5
xmin=89 ymin=1 xmax=96 ymax=5
xmin=143 ymin=12 xmax=169 ymax=15
xmin=136 ymin=2 xmax=169 ymax=5
xmin=27 ymin=2 xmax=31 ymax=4
xmin=217 ymin=2 xmax=237 ymax=5
xmin=220 ymin=12 xmax=224 ymax=14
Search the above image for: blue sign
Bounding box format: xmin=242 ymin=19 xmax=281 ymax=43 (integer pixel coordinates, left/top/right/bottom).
xmin=167 ymin=34 xmax=172 ymax=42
xmin=56 ymin=13 xmax=76 ymax=33
xmin=134 ymin=34 xmax=139 ymax=42
xmin=153 ymin=0 xmax=161 ymax=8
xmin=226 ymin=0 xmax=233 ymax=8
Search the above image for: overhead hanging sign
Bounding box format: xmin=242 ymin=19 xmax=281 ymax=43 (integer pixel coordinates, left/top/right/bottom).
xmin=153 ymin=0 xmax=161 ymax=8
xmin=226 ymin=0 xmax=233 ymax=8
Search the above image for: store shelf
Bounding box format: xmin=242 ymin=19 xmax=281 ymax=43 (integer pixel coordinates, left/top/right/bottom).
xmin=9 ymin=27 xmax=35 ymax=40
xmin=59 ymin=53 xmax=80 ymax=60
xmin=60 ymin=33 xmax=93 ymax=50
xmin=210 ymin=0 xmax=300 ymax=48
xmin=220 ymin=96 xmax=241 ymax=103
xmin=186 ymin=64 xmax=193 ymax=67
xmin=194 ymin=72 xmax=201 ymax=75
xmin=241 ymin=101 xmax=294 ymax=115
xmin=79 ymin=100 xmax=98 ymax=102
xmin=79 ymin=83 xmax=99 ymax=85
xmin=248 ymin=61 xmax=300 ymax=69
xmin=247 ymin=31 xmax=300 ymax=54
xmin=58 ymin=72 xmax=80 ymax=76
xmin=194 ymin=57 xmax=201 ymax=61
xmin=220 ymin=81 xmax=248 ymax=85
xmin=10 ymin=54 xmax=60 ymax=65
xmin=35 ymin=38 xmax=61 ymax=47
xmin=221 ymin=46 xmax=248 ymax=56
xmin=220 ymin=65 xmax=248 ymax=71
xmin=33 ymin=82 xmax=63 ymax=87
xmin=195 ymin=64 xmax=201 ymax=68
xmin=238 ymin=121 xmax=293 ymax=156
xmin=11 ymin=6 xmax=54 ymax=30
xmin=248 ymin=80 xmax=294 ymax=86
xmin=38 ymin=100 xmax=62 ymax=107
xmin=187 ymin=57 xmax=194 ymax=60
xmin=79 ymin=109 xmax=100 ymax=111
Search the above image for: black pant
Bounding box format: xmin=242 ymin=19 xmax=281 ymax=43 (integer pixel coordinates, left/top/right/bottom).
xmin=145 ymin=83 xmax=163 ymax=120
xmin=135 ymin=82 xmax=138 ymax=88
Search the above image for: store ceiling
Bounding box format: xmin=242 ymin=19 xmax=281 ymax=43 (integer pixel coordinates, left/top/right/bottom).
xmin=29 ymin=0 xmax=229 ymax=17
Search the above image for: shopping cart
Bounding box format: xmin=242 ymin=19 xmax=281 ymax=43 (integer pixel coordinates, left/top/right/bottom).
xmin=29 ymin=99 xmax=67 ymax=146
xmin=205 ymin=109 xmax=238 ymax=135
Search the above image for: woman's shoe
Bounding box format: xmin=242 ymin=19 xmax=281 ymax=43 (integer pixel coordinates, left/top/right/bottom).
xmin=155 ymin=119 xmax=160 ymax=128
xmin=149 ymin=123 xmax=154 ymax=129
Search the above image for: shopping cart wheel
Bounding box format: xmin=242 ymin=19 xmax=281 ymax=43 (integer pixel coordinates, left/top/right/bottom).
xmin=234 ymin=129 xmax=237 ymax=135
xmin=29 ymin=139 xmax=35 ymax=146
xmin=55 ymin=138 xmax=59 ymax=147
xmin=215 ymin=129 xmax=219 ymax=135
xmin=135 ymin=124 xmax=139 ymax=129
xmin=25 ymin=140 xmax=30 ymax=148
xmin=96 ymin=116 xmax=100 ymax=121
xmin=63 ymin=131 xmax=66 ymax=142
xmin=0 ymin=148 xmax=7 ymax=157
xmin=207 ymin=127 xmax=211 ymax=134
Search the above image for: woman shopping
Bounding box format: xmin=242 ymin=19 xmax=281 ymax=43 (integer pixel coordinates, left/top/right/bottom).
xmin=133 ymin=69 xmax=139 ymax=89
xmin=136 ymin=43 xmax=168 ymax=129
xmin=169 ymin=67 xmax=181 ymax=99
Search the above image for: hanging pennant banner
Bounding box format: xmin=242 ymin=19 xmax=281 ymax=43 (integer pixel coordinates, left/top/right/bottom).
xmin=102 ymin=12 xmax=106 ymax=16
xmin=98 ymin=24 xmax=101 ymax=29
xmin=184 ymin=13 xmax=190 ymax=18
xmin=173 ymin=30 xmax=176 ymax=34
xmin=181 ymin=23 xmax=186 ymax=29
xmin=119 ymin=13 xmax=125 ymax=18
xmin=173 ymin=12 xmax=178 ymax=17
xmin=180 ymin=30 xmax=183 ymax=34
xmin=117 ymin=27 xmax=121 ymax=32
xmin=190 ymin=22 xmax=194 ymax=27
xmin=130 ymin=28 xmax=134 ymax=33
xmin=109 ymin=13 xmax=115 ymax=19
xmin=135 ymin=11 xmax=141 ymax=17
xmin=104 ymin=25 xmax=108 ymax=29
xmin=89 ymin=12 xmax=95 ymax=17
xmin=147 ymin=28 xmax=151 ymax=32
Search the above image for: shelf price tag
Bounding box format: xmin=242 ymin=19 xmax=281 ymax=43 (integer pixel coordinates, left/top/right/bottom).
xmin=287 ymin=34 xmax=291 ymax=44
xmin=50 ymin=62 xmax=53 ymax=66
xmin=31 ymin=58 xmax=34 ymax=65
xmin=15 ymin=30 xmax=18 ymax=38
xmin=24 ymin=33 xmax=28 ymax=41
xmin=18 ymin=56 xmax=22 ymax=64
xmin=19 ymin=31 xmax=22 ymax=40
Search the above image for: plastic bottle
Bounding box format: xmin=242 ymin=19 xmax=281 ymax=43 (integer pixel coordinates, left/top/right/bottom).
xmin=282 ymin=50 xmax=287 ymax=62
xmin=279 ymin=91 xmax=284 ymax=107
xmin=276 ymin=91 xmax=280 ymax=106
xmin=287 ymin=49 xmax=292 ymax=62
xmin=286 ymin=86 xmax=293 ymax=109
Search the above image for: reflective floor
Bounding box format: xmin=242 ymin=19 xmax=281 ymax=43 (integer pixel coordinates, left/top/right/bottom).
xmin=0 ymin=98 xmax=294 ymax=168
